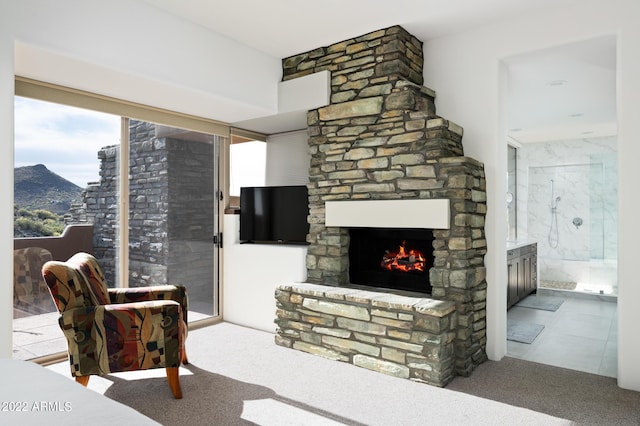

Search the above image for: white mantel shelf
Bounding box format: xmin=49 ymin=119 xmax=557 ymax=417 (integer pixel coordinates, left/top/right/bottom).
xmin=325 ymin=199 xmax=450 ymax=229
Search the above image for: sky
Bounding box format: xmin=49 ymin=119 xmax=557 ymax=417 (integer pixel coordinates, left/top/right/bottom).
xmin=14 ymin=96 xmax=268 ymax=192
xmin=14 ymin=97 xmax=121 ymax=188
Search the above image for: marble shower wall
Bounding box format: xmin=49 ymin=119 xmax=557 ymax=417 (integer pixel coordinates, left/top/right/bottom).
xmin=516 ymin=136 xmax=617 ymax=262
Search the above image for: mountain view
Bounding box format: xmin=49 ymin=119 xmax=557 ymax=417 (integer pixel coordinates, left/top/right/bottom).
xmin=14 ymin=164 xmax=84 ymax=237
xmin=15 ymin=164 xmax=83 ymax=213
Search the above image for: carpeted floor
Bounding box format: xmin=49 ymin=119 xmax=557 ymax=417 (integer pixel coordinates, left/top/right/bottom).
xmin=448 ymin=356 xmax=640 ymax=426
xmin=48 ymin=322 xmax=640 ymax=425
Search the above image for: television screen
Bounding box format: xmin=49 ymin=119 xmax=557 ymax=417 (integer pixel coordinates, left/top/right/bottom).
xmin=240 ymin=185 xmax=309 ymax=244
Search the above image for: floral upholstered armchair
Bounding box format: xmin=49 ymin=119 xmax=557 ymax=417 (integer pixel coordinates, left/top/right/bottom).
xmin=41 ymin=252 xmax=188 ymax=399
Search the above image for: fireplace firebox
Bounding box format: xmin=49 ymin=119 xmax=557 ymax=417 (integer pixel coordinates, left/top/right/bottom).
xmin=349 ymin=228 xmax=435 ymax=294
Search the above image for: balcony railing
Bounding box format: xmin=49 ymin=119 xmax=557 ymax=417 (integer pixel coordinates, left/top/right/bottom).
xmin=14 ymin=223 xmax=94 ymax=261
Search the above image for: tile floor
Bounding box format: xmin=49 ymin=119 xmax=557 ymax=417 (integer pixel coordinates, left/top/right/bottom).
xmin=507 ymin=289 xmax=618 ymax=378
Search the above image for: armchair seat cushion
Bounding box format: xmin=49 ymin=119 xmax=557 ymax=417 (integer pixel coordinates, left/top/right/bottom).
xmin=60 ymin=300 xmax=184 ymax=376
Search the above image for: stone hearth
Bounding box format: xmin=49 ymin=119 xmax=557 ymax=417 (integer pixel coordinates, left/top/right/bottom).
xmin=276 ymin=283 xmax=456 ymax=386
xmin=275 ymin=26 xmax=487 ymax=386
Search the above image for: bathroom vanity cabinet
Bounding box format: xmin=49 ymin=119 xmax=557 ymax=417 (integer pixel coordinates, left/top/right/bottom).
xmin=507 ymin=242 xmax=537 ymax=309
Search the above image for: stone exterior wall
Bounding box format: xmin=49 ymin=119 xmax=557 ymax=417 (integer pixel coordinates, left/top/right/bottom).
xmin=276 ymin=26 xmax=488 ymax=378
xmin=73 ymin=121 xmax=214 ymax=303
xmin=127 ymin=121 xmax=170 ymax=287
xmin=276 ymin=283 xmax=457 ymax=387
xmin=84 ymin=145 xmax=119 ymax=285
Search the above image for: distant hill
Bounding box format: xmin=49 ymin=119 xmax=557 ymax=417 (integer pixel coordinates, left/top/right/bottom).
xmin=14 ymin=164 xmax=84 ymax=215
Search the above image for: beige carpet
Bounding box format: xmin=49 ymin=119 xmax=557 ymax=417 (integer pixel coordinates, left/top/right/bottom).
xmin=448 ymin=357 xmax=640 ymax=425
xmin=46 ymin=322 xmax=640 ymax=425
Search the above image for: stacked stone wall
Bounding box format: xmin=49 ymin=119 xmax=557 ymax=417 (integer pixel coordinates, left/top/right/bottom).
xmin=275 ymin=283 xmax=457 ymax=387
xmin=127 ymin=121 xmax=170 ymax=287
xmin=276 ymin=26 xmax=488 ymax=378
xmin=283 ymin=26 xmax=424 ymax=101
xmin=84 ymin=145 xmax=120 ymax=285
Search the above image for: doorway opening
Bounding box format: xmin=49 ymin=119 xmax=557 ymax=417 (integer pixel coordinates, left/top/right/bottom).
xmin=503 ymin=35 xmax=618 ymax=378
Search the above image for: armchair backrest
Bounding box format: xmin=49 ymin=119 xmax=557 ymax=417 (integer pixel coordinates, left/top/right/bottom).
xmin=66 ymin=252 xmax=110 ymax=305
xmin=42 ymin=253 xmax=111 ymax=312
xmin=41 ymin=261 xmax=94 ymax=313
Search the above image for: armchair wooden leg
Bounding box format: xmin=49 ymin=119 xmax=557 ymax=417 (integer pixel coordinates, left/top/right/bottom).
xmin=75 ymin=376 xmax=90 ymax=387
xmin=182 ymin=349 xmax=189 ymax=365
xmin=166 ymin=367 xmax=182 ymax=399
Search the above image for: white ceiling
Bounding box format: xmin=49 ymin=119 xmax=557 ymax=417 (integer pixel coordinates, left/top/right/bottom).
xmin=505 ymin=36 xmax=617 ymax=144
xmin=140 ymin=0 xmax=617 ymax=142
xmin=140 ymin=0 xmax=575 ymax=58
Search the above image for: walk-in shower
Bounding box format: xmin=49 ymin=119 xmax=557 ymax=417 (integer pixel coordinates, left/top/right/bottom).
xmin=525 ymin=156 xmax=617 ymax=295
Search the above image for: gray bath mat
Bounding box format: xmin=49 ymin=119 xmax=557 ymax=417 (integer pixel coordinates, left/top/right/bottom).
xmin=507 ymin=320 xmax=545 ymax=344
xmin=516 ymin=295 xmax=564 ymax=312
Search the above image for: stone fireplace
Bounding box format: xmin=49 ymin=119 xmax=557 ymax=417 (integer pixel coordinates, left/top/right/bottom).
xmin=275 ymin=26 xmax=487 ymax=387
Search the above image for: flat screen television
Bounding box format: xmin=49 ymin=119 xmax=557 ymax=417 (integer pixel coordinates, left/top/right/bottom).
xmin=240 ymin=185 xmax=310 ymax=245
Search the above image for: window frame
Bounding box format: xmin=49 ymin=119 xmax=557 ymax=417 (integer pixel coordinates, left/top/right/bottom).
xmin=14 ymin=77 xmax=243 ymax=364
xmin=16 ymin=77 xmax=232 ymax=287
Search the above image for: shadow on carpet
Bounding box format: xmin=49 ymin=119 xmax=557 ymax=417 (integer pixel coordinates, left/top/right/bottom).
xmin=516 ymin=295 xmax=564 ymax=311
xmin=103 ymin=364 xmax=366 ymax=426
xmin=507 ymin=319 xmax=544 ymax=344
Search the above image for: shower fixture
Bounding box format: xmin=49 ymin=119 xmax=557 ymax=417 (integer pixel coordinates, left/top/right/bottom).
xmin=548 ymin=179 xmax=560 ymax=248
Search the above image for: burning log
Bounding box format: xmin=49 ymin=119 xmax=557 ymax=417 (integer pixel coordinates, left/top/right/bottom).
xmin=380 ymin=240 xmax=426 ymax=272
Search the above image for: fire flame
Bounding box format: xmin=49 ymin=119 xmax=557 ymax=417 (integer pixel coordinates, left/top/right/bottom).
xmin=380 ymin=240 xmax=426 ymax=273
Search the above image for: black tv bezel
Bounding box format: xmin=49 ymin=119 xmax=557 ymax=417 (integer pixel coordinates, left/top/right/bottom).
xmin=239 ymin=185 xmax=310 ymax=245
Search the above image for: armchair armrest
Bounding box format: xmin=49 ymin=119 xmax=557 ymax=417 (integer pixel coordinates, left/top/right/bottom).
xmin=59 ymin=300 xmax=184 ymax=377
xmin=107 ymin=284 xmax=189 ymax=324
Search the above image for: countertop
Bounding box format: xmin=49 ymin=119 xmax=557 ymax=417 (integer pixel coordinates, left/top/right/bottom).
xmin=506 ymin=240 xmax=537 ymax=250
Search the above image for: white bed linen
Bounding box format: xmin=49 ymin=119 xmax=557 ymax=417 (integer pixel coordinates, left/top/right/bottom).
xmin=0 ymin=359 xmax=158 ymax=425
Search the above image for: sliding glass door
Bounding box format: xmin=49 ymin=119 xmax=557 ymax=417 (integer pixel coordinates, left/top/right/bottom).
xmin=13 ymin=94 xmax=222 ymax=360
xmin=125 ymin=121 xmax=222 ymax=319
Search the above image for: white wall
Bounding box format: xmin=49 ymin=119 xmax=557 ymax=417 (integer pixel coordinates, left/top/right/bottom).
xmin=266 ymin=130 xmax=310 ymax=185
xmin=0 ymin=0 xmax=282 ymax=358
xmin=0 ymin=35 xmax=14 ymax=359
xmin=8 ymin=1 xmax=280 ymax=122
xmin=222 ymin=215 xmax=307 ymax=332
xmin=422 ymin=0 xmax=640 ymax=390
xmin=223 ymin=130 xmax=310 ymax=331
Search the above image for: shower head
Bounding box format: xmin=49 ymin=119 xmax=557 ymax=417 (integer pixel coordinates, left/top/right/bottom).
xmin=556 ymin=196 xmax=561 ymax=202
